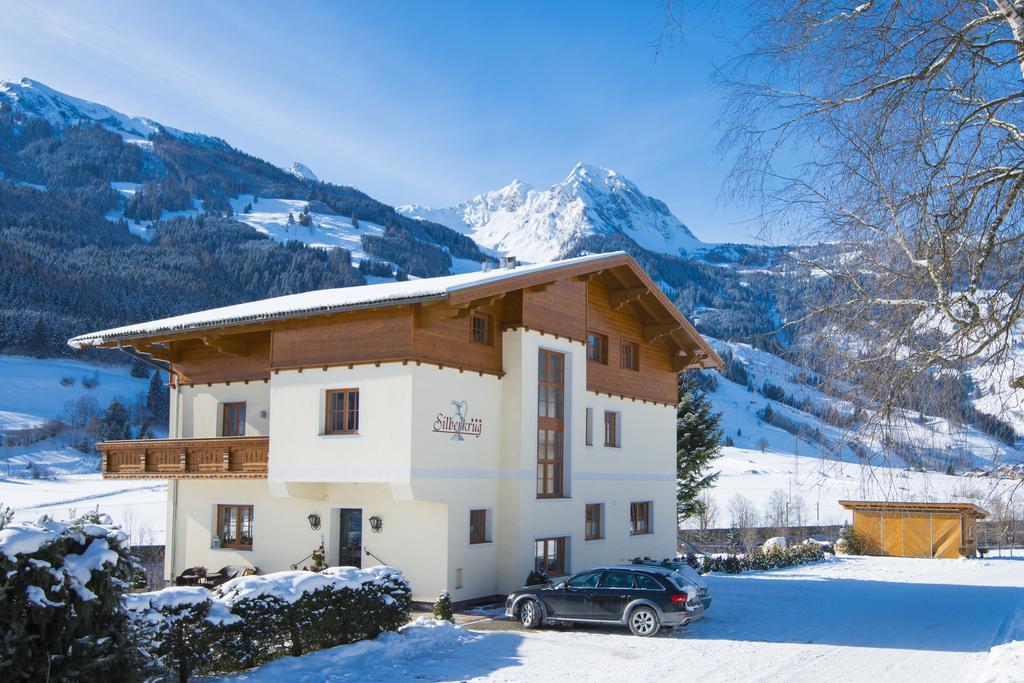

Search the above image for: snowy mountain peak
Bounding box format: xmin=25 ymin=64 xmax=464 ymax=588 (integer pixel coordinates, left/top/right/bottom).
xmin=0 ymin=77 xmax=208 ymax=144
xmin=399 ymin=162 xmax=710 ymax=263
xmin=286 ymin=162 xmax=318 ymax=182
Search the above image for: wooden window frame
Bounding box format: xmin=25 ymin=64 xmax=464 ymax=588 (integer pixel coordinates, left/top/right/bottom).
xmin=470 ymin=312 xmax=493 ymax=346
xmin=216 ymin=504 xmax=254 ymax=550
xmin=325 ymin=388 xmax=360 ymax=435
xmin=535 ymin=536 xmax=568 ymax=577
xmin=221 ymin=401 xmax=246 ymax=437
xmin=604 ymin=410 xmax=620 ymax=448
xmin=620 ymin=340 xmax=640 ymax=371
xmin=585 ymin=503 xmax=604 ymax=541
xmin=537 ymin=349 xmax=566 ymax=499
xmin=586 ymin=331 xmax=608 ymax=364
xmin=630 ymin=501 xmax=653 ymax=536
xmin=469 ymin=508 xmax=490 ymax=545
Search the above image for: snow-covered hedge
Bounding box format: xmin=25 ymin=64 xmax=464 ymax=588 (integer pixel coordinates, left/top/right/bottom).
xmin=128 ymin=566 xmax=412 ymax=679
xmin=693 ymin=542 xmax=826 ymax=574
xmin=0 ymin=513 xmax=144 ymax=681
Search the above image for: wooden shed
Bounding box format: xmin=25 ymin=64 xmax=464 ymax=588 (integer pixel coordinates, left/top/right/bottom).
xmin=839 ymin=500 xmax=988 ymax=559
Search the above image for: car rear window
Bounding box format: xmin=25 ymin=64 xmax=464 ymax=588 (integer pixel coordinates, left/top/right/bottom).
xmin=635 ymin=574 xmax=662 ymax=590
xmin=666 ymin=572 xmax=692 ymax=591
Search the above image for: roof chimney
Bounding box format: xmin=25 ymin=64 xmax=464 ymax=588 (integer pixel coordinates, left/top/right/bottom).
xmin=481 ymin=261 xmax=492 ymax=272
xmin=500 ymin=256 xmax=517 ymax=270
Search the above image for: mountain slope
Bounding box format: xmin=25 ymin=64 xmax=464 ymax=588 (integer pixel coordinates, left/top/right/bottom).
xmin=400 ymin=162 xmax=710 ymax=262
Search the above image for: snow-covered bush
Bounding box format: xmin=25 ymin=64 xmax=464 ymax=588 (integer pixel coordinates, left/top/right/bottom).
xmin=214 ymin=566 xmax=410 ymax=667
xmin=433 ymin=590 xmax=454 ymax=621
xmin=836 ymin=525 xmax=865 ymax=555
xmin=126 ymin=587 xmax=238 ymax=682
xmin=0 ymin=513 xmax=144 ymax=681
xmin=700 ymin=542 xmax=825 ymax=574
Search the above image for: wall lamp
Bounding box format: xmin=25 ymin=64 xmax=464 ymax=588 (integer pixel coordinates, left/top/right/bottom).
xmin=369 ymin=516 xmax=383 ymax=533
xmin=307 ymin=513 xmax=321 ymax=531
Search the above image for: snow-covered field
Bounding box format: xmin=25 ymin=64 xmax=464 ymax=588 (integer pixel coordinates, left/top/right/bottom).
xmin=219 ymin=555 xmax=1024 ymax=682
xmin=0 ymin=355 xmax=166 ymax=541
xmin=708 ymin=446 xmax=1015 ymax=526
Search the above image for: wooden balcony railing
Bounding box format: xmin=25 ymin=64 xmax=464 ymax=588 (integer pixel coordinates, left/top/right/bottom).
xmin=97 ymin=436 xmax=269 ymax=479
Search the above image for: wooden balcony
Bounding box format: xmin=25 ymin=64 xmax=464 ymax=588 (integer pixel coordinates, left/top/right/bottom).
xmin=97 ymin=436 xmax=269 ymax=479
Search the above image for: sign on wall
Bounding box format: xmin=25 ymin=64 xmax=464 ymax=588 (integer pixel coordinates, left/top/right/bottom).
xmin=432 ymin=400 xmax=483 ymax=441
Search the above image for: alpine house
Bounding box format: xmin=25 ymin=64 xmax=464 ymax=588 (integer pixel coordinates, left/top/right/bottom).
xmin=69 ymin=251 xmax=721 ymax=602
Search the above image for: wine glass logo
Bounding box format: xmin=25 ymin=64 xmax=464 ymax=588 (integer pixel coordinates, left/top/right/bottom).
xmin=450 ymin=400 xmax=468 ymax=441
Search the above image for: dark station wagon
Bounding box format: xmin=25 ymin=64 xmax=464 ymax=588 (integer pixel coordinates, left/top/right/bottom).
xmin=505 ymin=564 xmax=707 ymax=637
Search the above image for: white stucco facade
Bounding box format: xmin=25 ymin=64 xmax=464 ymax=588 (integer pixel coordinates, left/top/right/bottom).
xmin=165 ymin=329 xmax=677 ymax=602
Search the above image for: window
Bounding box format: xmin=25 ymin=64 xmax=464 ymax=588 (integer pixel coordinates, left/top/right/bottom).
xmin=535 ymin=536 xmax=567 ymax=577
xmin=567 ymin=570 xmax=602 ymax=589
xmin=585 ymin=407 xmax=593 ymax=446
xmin=325 ymin=389 xmax=359 ymax=434
xmin=217 ymin=504 xmax=253 ymax=550
xmin=471 ymin=313 xmax=493 ymax=345
xmin=620 ymin=340 xmax=639 ymax=371
xmin=585 ymin=503 xmax=604 ymax=540
xmin=586 ymin=332 xmax=608 ymax=364
xmin=604 ymin=411 xmax=620 ymax=448
xmin=221 ymin=402 xmax=246 ymax=437
xmin=600 ymin=570 xmax=635 ymax=589
xmin=537 ymin=350 xmax=565 ymax=498
xmin=635 ymin=574 xmax=663 ymax=590
xmin=630 ymin=501 xmax=653 ymax=535
xmin=469 ymin=509 xmax=490 ymax=544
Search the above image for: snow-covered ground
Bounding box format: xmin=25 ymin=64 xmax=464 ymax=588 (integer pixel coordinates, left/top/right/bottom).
xmin=217 ymin=555 xmax=1024 ymax=682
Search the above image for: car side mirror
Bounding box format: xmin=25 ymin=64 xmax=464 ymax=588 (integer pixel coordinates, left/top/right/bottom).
xmin=557 ymin=581 xmax=570 ymax=590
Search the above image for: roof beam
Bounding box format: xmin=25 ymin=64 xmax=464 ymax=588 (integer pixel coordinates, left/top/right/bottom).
xmin=643 ymin=323 xmax=681 ymax=343
xmin=134 ymin=342 xmax=177 ymax=363
xmin=607 ymin=286 xmax=646 ymax=310
xmin=202 ymin=335 xmax=249 ymax=357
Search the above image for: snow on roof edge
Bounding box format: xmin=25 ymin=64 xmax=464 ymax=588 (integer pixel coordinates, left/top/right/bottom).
xmin=67 ymin=252 xmax=628 ymax=349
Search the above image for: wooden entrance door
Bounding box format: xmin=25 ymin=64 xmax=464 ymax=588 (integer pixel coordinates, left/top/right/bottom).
xmin=338 ymin=508 xmax=362 ymax=568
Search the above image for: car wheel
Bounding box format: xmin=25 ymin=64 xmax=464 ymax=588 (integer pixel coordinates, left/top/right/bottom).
xmin=518 ymin=599 xmax=542 ymax=629
xmin=628 ymin=606 xmax=661 ymax=637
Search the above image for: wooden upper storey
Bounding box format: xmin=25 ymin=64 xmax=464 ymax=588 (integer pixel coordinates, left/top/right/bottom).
xmin=69 ymin=253 xmax=722 ymax=405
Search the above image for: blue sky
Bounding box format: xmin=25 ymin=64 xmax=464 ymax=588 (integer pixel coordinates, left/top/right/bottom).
xmin=0 ymin=1 xmax=756 ymax=242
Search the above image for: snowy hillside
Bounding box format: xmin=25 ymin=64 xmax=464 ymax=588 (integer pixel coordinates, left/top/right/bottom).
xmin=399 ymin=162 xmax=711 ymax=262
xmin=705 ymin=338 xmax=1023 ymax=470
xmin=0 ymin=77 xmax=211 ymax=145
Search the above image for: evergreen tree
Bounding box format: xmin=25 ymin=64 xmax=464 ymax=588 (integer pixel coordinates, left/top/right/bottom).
xmin=97 ymin=400 xmax=131 ymax=442
xmin=676 ymin=372 xmax=724 ymax=521
xmin=287 ymin=211 xmax=295 ymax=224
xmin=146 ymin=371 xmax=169 ymax=423
xmin=28 ymin=316 xmax=48 ymax=358
xmin=129 ymin=357 xmax=150 ymax=378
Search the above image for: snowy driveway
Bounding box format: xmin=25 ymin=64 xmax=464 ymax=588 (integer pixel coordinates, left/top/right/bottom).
xmin=221 ymin=556 xmax=1024 ymax=682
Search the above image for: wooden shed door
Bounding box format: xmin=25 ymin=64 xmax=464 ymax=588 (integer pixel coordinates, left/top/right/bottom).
xmin=881 ymin=513 xmax=903 ymax=556
xmin=902 ymin=515 xmax=931 ymax=558
xmin=931 ymin=514 xmax=961 ymax=559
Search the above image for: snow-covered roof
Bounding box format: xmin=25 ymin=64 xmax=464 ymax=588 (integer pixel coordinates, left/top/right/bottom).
xmin=68 ymin=252 xmax=629 ymax=348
